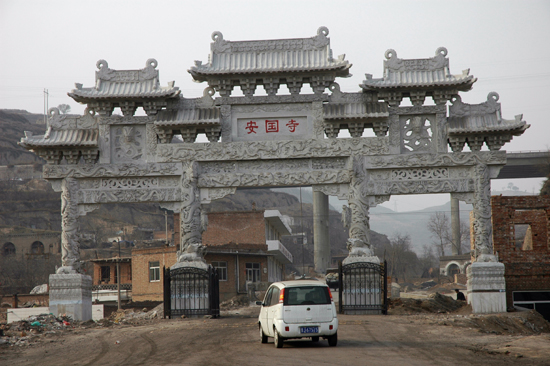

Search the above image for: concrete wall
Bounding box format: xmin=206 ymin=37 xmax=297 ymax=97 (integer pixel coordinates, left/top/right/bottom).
xmin=491 ymin=195 xmax=550 ymax=308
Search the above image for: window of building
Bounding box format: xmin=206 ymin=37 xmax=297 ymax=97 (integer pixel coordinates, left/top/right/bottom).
xmin=149 ymin=261 xmax=160 ymax=282
xmin=31 ymin=241 xmax=44 ymax=254
xmin=100 ymin=266 xmax=110 ymax=283
xmin=2 ymin=242 xmax=15 ymax=256
xmin=211 ymin=261 xmax=227 ymax=281
xmin=514 ymin=224 xmax=533 ymax=250
xmin=246 ymin=262 xmax=260 ymax=283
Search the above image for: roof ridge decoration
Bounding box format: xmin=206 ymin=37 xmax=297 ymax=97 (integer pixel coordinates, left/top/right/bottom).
xmin=189 ymin=27 xmax=352 ymax=97
xmin=361 ymin=47 xmax=476 ymax=106
xmin=68 ymin=59 xmax=181 ymax=116
xmin=447 ymin=92 xmax=529 ymax=152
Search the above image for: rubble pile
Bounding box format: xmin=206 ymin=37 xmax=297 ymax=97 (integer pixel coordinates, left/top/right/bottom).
xmin=108 ymin=303 xmax=165 ymax=324
xmin=389 ymin=292 xmax=466 ymax=314
xmin=220 ymin=295 xmax=250 ymax=310
xmin=412 ymin=310 xmax=550 ymax=335
xmin=0 ymin=313 xmax=75 ymax=347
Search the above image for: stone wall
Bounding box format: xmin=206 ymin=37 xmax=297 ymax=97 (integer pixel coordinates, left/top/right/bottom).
xmin=491 ymin=195 xmax=550 ymax=308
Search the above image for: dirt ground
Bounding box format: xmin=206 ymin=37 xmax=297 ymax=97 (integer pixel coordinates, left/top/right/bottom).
xmin=2 ymin=302 xmax=550 ymax=366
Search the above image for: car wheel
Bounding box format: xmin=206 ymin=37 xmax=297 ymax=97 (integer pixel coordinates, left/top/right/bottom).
xmin=274 ymin=328 xmax=284 ymax=348
xmin=328 ymin=332 xmax=337 ymax=347
xmin=260 ymin=325 xmax=268 ymax=344
xmin=311 ymin=336 xmax=319 ymax=342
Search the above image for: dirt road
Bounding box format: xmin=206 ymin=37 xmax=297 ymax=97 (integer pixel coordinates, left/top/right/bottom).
xmin=2 ymin=309 xmax=550 ymax=366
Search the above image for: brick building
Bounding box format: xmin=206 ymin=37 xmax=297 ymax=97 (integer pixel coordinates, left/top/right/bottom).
xmin=491 ymin=195 xmax=550 ymax=320
xmin=89 ymin=257 xmax=132 ymax=303
xmin=1 ymin=229 xmax=60 ymax=257
xmin=131 ymin=209 xmax=293 ymax=302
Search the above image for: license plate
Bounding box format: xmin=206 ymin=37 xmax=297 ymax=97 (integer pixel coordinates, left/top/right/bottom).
xmin=300 ymin=326 xmax=319 ymax=334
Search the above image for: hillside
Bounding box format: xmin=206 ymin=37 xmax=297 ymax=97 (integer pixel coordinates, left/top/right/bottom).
xmin=0 ymin=109 xmax=47 ymax=166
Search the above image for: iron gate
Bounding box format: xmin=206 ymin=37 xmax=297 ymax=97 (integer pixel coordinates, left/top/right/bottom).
xmin=338 ymin=260 xmax=387 ymax=315
xmin=163 ymin=265 xmax=220 ymax=318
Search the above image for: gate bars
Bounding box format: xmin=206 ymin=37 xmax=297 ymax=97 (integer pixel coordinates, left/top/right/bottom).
xmin=338 ymin=260 xmax=387 ymax=315
xmin=163 ymin=265 xmax=220 ymax=318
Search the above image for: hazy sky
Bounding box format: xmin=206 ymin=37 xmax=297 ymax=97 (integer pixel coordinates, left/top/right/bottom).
xmin=1 ymin=0 xmax=548 ymax=207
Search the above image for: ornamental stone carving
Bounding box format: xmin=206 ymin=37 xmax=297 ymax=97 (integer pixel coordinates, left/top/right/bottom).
xmin=178 ymin=162 xmax=206 ymax=263
xmin=472 ymin=163 xmax=496 ymax=262
xmin=157 ymin=138 xmax=389 ymax=162
xmin=43 ymin=163 xmax=182 ymax=179
xmin=59 ymin=178 xmax=81 ymax=274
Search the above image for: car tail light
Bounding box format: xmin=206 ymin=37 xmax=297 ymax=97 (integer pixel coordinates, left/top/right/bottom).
xmin=279 ymin=288 xmax=285 ymax=303
xmin=329 ymin=325 xmax=333 ymax=330
xmin=285 ymin=326 xmax=289 ymax=331
xmin=327 ymin=287 xmax=333 ymax=301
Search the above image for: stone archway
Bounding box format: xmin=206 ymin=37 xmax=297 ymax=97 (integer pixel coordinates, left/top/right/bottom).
xmin=19 ymin=27 xmax=528 ymax=318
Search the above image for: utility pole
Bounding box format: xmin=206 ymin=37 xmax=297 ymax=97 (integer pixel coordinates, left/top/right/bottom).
xmin=117 ymin=240 xmax=121 ymax=311
xmin=43 ymin=89 xmax=49 ymax=124
xmin=165 ymin=210 xmax=168 ymax=245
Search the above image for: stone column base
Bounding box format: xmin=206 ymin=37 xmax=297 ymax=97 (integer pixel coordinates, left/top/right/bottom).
xmin=49 ymin=273 xmax=92 ymax=321
xmin=467 ymin=261 xmax=506 ymax=314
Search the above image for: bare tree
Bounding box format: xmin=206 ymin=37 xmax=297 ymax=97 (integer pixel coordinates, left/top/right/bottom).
xmin=427 ymin=211 xmax=451 ymax=257
xmin=57 ymin=104 xmax=71 ymax=114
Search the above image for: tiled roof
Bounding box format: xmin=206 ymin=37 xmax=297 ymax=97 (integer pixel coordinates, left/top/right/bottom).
xmin=19 ymin=129 xmax=98 ymax=148
xmin=447 ymin=92 xmax=529 ymax=134
xmin=68 ymin=59 xmax=180 ymax=100
xmin=361 ymin=47 xmax=476 ymax=90
xmin=189 ymin=27 xmax=351 ymax=79
xmin=323 ymin=103 xmax=388 ymax=120
xmin=155 ymin=108 xmax=220 ymax=126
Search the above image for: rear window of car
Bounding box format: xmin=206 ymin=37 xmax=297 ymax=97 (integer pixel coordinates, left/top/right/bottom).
xmin=284 ymin=286 xmax=330 ymax=305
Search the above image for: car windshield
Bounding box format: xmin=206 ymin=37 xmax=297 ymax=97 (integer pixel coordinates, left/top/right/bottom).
xmin=284 ymin=286 xmax=330 ymax=305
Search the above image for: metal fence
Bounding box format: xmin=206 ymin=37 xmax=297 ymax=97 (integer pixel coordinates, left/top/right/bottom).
xmin=338 ymin=260 xmax=387 ymax=315
xmin=163 ymin=265 xmax=219 ymax=318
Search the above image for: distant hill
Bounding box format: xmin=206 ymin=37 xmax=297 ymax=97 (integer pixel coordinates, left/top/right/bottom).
xmin=0 ymin=109 xmax=47 ymax=166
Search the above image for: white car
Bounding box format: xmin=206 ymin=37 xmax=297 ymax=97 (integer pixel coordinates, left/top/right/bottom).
xmin=257 ymin=280 xmax=338 ymax=348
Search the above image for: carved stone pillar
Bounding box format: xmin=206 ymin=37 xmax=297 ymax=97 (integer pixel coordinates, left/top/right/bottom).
xmin=467 ymin=163 xmax=506 ymax=314
xmin=173 ymin=162 xmax=208 ymax=270
xmin=49 ymin=177 xmax=92 ymax=321
xmin=59 ymin=177 xmax=82 ymax=274
xmin=343 ymin=159 xmax=379 ymax=265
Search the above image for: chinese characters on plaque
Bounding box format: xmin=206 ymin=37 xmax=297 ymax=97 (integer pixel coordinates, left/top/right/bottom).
xmin=244 ymin=119 xmax=300 ymax=134
xmin=236 ymin=116 xmax=308 ymax=141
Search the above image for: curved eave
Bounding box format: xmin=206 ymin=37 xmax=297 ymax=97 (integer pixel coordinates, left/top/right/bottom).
xmin=68 ymin=90 xmax=180 ymax=101
xmin=19 ymin=129 xmax=99 ymax=149
xmin=360 ymin=77 xmax=476 ymax=91
xmin=189 ymin=64 xmax=351 ymax=80
xmin=448 ymin=124 xmax=530 ymax=136
xmin=155 ymin=120 xmax=221 ymax=127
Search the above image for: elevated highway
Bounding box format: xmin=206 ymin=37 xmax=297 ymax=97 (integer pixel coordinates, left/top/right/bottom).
xmin=496 ymin=151 xmax=549 ymax=179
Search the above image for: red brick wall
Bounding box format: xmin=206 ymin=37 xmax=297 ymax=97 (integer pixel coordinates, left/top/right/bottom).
xmin=201 ymin=211 xmax=266 ymax=246
xmin=92 ymin=261 xmax=132 ymax=285
xmin=491 ymin=195 xmax=550 ymax=308
xmin=131 ymin=246 xmax=177 ymax=301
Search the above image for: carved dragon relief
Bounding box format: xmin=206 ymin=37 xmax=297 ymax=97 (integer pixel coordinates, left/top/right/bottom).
xmin=472 ymin=163 xmax=496 ymax=262
xmin=178 ymin=161 xmax=207 ymax=263
xmin=43 ymin=163 xmax=182 ymax=179
xmin=58 ymin=178 xmax=82 ymax=274
xmin=157 ymin=138 xmax=390 ymax=162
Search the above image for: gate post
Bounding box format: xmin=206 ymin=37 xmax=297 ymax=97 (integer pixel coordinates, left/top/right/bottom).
xmin=383 ymin=260 xmax=388 ymax=315
xmin=163 ymin=266 xmax=171 ymax=319
xmin=338 ymin=261 xmax=343 ymax=314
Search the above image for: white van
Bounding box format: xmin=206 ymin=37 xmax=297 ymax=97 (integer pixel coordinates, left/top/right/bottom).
xmin=257 ymin=280 xmax=338 ymax=348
